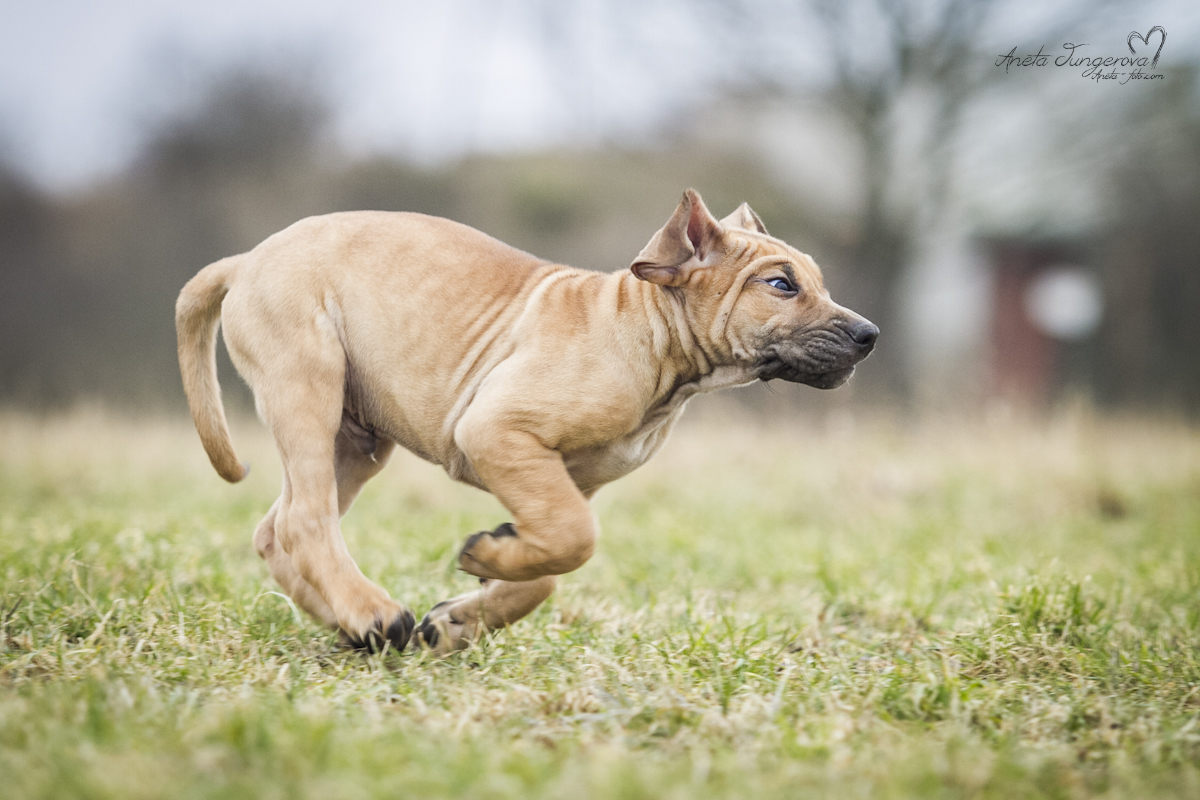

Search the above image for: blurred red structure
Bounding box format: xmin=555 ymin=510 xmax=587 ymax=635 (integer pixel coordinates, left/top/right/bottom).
xmin=986 ymin=240 xmax=1082 ymax=402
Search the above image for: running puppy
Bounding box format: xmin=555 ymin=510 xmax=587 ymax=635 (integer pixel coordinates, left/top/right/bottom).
xmin=175 ymin=190 xmax=878 ymax=654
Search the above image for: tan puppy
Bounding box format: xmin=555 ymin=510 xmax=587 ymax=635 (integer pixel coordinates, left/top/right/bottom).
xmin=176 ymin=189 xmax=877 ymax=654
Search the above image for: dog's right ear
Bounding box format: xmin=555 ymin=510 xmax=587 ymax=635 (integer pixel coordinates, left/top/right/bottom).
xmin=630 ymin=189 xmax=722 ymax=286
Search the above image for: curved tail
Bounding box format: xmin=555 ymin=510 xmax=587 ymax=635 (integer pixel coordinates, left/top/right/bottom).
xmin=176 ymin=255 xmax=248 ymax=483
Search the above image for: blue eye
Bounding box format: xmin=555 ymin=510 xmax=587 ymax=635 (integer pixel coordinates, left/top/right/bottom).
xmin=766 ymin=277 xmax=796 ymax=293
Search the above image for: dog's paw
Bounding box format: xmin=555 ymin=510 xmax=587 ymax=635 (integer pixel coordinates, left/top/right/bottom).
xmin=457 ymin=522 xmax=517 ymax=579
xmin=338 ymin=607 xmax=416 ymax=654
xmin=412 ymin=592 xmax=485 ymax=656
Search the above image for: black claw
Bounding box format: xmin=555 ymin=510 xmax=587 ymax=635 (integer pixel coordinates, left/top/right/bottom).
xmin=461 ymin=530 xmax=487 ymax=555
xmin=415 ymin=614 xmax=440 ymax=648
xmin=386 ymin=609 xmax=416 ymax=652
xmin=459 ymin=523 xmax=517 ymax=566
xmin=342 ymin=609 xmax=416 ymax=654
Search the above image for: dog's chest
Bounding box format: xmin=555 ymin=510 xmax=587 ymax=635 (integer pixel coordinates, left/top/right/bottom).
xmin=563 ymin=366 xmax=757 ymax=493
xmin=562 ymin=402 xmax=688 ymax=493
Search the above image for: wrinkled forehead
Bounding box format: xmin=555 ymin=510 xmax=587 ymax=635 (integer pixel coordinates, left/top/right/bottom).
xmin=724 ymin=229 xmax=826 ymax=289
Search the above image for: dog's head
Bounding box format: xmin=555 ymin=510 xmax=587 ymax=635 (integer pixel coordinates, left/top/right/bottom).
xmin=631 ymin=189 xmax=878 ymax=389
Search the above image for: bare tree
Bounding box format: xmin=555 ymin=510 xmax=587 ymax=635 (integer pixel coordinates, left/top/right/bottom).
xmin=1102 ymin=64 xmax=1200 ymax=408
xmin=647 ymin=0 xmax=1118 ymax=394
xmin=676 ymin=0 xmax=995 ymax=392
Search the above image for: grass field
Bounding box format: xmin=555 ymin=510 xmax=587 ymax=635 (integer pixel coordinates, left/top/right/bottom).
xmin=1 ymin=403 xmax=1199 ymax=799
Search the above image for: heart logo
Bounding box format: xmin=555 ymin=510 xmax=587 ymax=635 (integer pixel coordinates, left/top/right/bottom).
xmin=1127 ymin=26 xmax=1166 ymax=69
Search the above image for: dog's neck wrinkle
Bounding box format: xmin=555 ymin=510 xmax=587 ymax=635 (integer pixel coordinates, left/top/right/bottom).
xmin=614 ymin=271 xmax=729 ymax=407
xmin=616 ymin=273 xmax=694 ymax=370
xmin=664 ymin=283 xmax=737 ymax=378
xmin=659 ymin=288 xmax=712 ymax=376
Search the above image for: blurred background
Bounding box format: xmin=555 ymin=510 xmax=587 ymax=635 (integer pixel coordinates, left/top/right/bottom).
xmin=1 ymin=0 xmax=1198 ymax=414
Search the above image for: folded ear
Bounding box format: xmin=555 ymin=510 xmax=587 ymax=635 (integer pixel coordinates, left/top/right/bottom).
xmin=630 ymin=188 xmax=723 ymax=286
xmin=719 ymin=202 xmax=769 ymax=236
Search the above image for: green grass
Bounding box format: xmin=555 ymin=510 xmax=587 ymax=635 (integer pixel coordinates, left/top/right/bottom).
xmin=2 ymin=403 xmax=1199 ymax=799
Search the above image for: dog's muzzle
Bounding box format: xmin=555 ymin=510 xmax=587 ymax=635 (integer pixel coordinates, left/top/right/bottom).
xmin=755 ymin=319 xmax=879 ymax=389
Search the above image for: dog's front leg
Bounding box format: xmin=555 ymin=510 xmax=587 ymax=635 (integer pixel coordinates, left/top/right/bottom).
xmin=453 ymin=421 xmax=597 ymax=583
xmin=414 ymin=576 xmax=557 ymax=655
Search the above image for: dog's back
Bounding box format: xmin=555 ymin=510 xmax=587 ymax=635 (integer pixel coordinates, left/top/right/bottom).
xmin=182 ymin=211 xmax=577 ymax=475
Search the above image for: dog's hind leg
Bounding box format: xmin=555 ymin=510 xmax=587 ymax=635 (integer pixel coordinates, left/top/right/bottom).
xmin=254 ymin=430 xmax=397 ymax=632
xmin=252 ymin=338 xmax=413 ymax=652
xmin=414 ymin=576 xmax=557 ymax=655
xmin=254 ymin=494 xmax=337 ymax=627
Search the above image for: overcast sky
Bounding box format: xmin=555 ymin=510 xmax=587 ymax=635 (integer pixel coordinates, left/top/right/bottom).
xmin=0 ymin=0 xmax=717 ymax=190
xmin=2 ymin=0 xmax=1197 ymax=192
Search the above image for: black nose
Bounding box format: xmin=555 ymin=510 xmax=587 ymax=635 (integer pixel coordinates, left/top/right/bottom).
xmin=844 ymin=319 xmax=879 ymax=348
